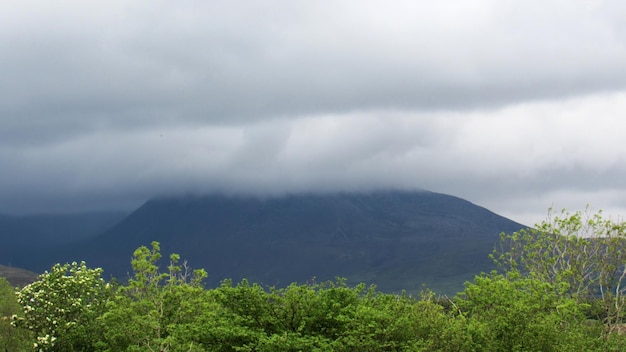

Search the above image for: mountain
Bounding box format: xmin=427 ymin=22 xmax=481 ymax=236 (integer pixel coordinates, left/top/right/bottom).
xmin=0 ymin=265 xmax=38 ymax=287
xmin=0 ymin=211 xmax=128 ymax=270
xmin=70 ymin=190 xmax=526 ymax=294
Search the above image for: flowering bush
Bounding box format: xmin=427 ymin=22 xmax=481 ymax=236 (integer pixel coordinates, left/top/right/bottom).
xmin=12 ymin=261 xmax=112 ymax=352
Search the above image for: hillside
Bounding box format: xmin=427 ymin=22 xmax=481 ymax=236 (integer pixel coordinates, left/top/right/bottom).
xmin=0 ymin=211 xmax=128 ymax=270
xmin=70 ymin=190 xmax=526 ymax=294
xmin=0 ymin=264 xmax=38 ymax=287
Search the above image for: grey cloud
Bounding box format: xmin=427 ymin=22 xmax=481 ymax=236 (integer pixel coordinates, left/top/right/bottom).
xmin=2 ymin=1 xmax=626 ymax=223
xmin=3 ymin=0 xmax=626 ymax=132
xmin=3 ymin=100 xmax=623 ymax=214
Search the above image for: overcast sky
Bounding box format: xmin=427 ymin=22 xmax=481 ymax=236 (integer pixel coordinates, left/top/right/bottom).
xmin=2 ymin=0 xmax=626 ymax=225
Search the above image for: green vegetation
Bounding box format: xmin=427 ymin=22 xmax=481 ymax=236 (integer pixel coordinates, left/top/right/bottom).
xmin=0 ymin=277 xmax=31 ymax=351
xmin=12 ymin=262 xmax=112 ymax=351
xmin=2 ymin=208 xmax=626 ymax=351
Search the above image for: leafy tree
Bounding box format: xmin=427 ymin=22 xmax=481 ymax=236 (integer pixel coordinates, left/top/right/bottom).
xmin=492 ymin=208 xmax=626 ymax=332
xmin=213 ymin=278 xmax=454 ymax=351
xmin=335 ymin=289 xmax=429 ymax=351
xmin=0 ymin=277 xmax=31 ymax=351
xmin=98 ymin=241 xmax=208 ymax=351
xmin=13 ymin=262 xmax=112 ymax=351
xmin=212 ymin=279 xmax=324 ymax=351
xmin=456 ymin=272 xmax=600 ymax=351
xmin=267 ymin=279 xmax=364 ymax=351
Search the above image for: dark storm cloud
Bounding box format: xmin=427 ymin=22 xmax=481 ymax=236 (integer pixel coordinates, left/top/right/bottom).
xmin=2 ymin=0 xmax=626 ymax=224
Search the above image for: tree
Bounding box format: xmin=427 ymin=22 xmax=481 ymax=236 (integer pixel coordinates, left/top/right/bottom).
xmin=492 ymin=207 xmax=626 ymax=332
xmin=0 ymin=277 xmax=31 ymax=351
xmin=456 ymin=272 xmax=599 ymax=351
xmin=13 ymin=262 xmax=112 ymax=351
xmin=98 ymin=241 xmax=208 ymax=351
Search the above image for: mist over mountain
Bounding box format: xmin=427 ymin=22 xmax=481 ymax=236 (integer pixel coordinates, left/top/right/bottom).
xmin=55 ymin=190 xmax=526 ymax=294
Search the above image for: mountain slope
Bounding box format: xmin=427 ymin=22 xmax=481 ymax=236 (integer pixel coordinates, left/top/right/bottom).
xmin=76 ymin=191 xmax=526 ymax=294
xmin=0 ymin=211 xmax=128 ymax=270
xmin=0 ymin=265 xmax=38 ymax=287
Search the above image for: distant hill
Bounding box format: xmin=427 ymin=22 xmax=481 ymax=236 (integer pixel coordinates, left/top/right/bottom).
xmin=0 ymin=211 xmax=128 ymax=270
xmin=67 ymin=191 xmax=526 ymax=294
xmin=0 ymin=265 xmax=38 ymax=287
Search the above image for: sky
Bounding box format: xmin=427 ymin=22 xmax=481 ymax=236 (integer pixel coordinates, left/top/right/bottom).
xmin=2 ymin=0 xmax=626 ymax=226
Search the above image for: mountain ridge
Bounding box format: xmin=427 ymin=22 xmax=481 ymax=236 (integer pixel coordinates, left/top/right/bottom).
xmin=0 ymin=190 xmax=527 ymax=294
xmin=73 ymin=190 xmax=526 ymax=294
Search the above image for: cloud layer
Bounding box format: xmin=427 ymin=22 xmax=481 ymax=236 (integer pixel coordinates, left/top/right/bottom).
xmin=2 ymin=1 xmax=626 ymax=225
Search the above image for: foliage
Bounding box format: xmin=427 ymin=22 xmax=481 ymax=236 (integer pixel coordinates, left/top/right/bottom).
xmin=456 ymin=272 xmax=601 ymax=351
xmin=0 ymin=277 xmax=31 ymax=351
xmin=98 ymin=241 xmax=208 ymax=351
xmin=12 ymin=209 xmax=626 ymax=352
xmin=13 ymin=261 xmax=112 ymax=351
xmin=492 ymin=207 xmax=626 ymax=332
